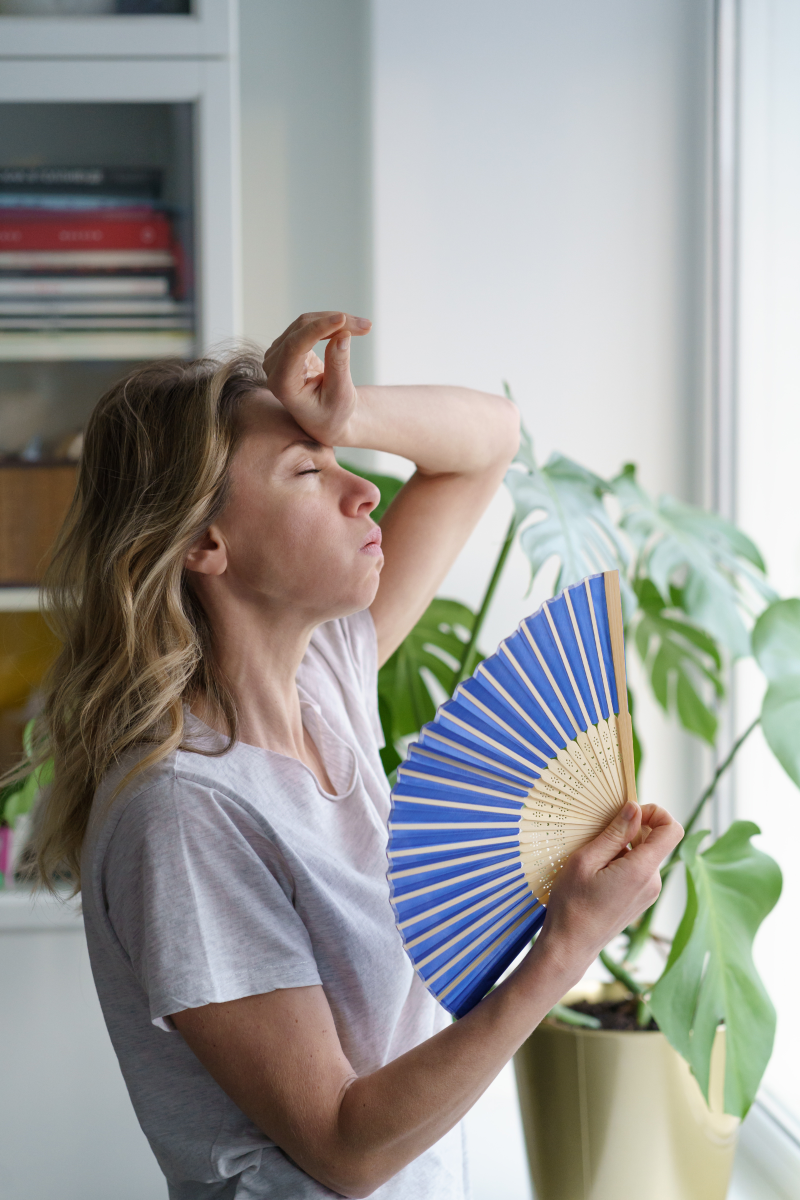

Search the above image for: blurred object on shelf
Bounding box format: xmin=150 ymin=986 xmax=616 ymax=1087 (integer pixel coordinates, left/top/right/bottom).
xmin=0 ymin=615 xmax=56 ymax=709
xmin=0 ymin=612 xmax=58 ymax=769
xmin=0 ymin=1 xmax=191 ymax=14
xmin=0 ymin=712 xmax=53 ymax=890
xmin=0 ymin=164 xmax=194 ymax=360
xmin=19 ymin=433 xmax=42 ymax=461
xmin=0 ymin=361 xmax=140 ymax=459
xmin=0 ymin=461 xmax=77 ymax=584
xmin=53 ymin=429 xmax=83 ymax=461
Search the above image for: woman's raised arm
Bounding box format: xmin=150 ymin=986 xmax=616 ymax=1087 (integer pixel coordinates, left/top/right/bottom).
xmin=262 ymin=311 xmax=520 ymax=665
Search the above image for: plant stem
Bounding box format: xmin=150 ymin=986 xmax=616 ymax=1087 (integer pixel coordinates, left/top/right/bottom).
xmin=599 ymin=949 xmax=645 ymax=1001
xmin=548 ymin=1002 xmax=601 ymax=1030
xmin=660 ymin=714 xmax=761 ymax=884
xmin=456 ymin=514 xmax=518 ymax=684
xmin=624 ymin=714 xmax=761 ymax=962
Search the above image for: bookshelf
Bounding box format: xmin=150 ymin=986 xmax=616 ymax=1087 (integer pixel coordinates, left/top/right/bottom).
xmin=0 ymin=5 xmax=240 ymax=795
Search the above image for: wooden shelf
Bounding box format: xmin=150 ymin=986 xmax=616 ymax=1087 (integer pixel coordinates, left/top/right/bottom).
xmin=0 ymin=588 xmax=40 ymax=612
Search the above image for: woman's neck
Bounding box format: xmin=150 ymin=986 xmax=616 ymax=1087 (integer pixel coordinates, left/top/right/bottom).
xmin=192 ymin=585 xmax=335 ymax=791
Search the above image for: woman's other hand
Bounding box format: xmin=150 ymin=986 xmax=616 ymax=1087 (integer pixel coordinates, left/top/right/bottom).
xmin=531 ymin=802 xmax=684 ymax=983
xmin=262 ymin=311 xmax=371 ymax=446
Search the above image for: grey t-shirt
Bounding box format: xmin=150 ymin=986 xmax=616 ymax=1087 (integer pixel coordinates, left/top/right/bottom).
xmin=81 ymin=610 xmax=467 ymax=1199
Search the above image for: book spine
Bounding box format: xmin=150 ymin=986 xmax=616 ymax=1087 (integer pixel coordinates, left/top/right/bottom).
xmin=0 ymin=299 xmax=189 ymax=316
xmin=0 ymin=276 xmax=170 ymax=297
xmin=0 ymin=316 xmax=193 ymax=331
xmin=0 ymin=250 xmax=175 ymax=268
xmin=0 ymin=166 xmax=162 ymax=198
xmin=0 ymin=213 xmax=173 ymax=252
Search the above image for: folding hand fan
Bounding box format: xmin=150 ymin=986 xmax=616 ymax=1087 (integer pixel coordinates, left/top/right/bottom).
xmin=387 ymin=570 xmax=638 ymax=1019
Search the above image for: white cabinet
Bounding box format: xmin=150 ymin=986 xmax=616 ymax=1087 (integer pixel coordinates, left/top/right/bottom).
xmin=0 ymin=892 xmax=166 ymax=1199
xmin=0 ymin=0 xmax=235 ymax=59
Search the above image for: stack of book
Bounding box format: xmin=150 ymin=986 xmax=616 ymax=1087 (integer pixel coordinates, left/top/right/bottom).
xmin=0 ymin=166 xmax=194 ymax=361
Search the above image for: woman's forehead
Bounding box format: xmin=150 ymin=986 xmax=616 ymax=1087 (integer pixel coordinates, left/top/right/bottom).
xmin=240 ymin=388 xmax=307 ymax=446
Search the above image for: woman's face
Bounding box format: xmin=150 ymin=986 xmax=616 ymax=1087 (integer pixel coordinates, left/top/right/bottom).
xmin=207 ymin=389 xmax=383 ymax=622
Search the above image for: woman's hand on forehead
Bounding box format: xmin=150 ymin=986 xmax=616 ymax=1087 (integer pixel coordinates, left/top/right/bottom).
xmin=262 ymin=311 xmax=371 ymax=447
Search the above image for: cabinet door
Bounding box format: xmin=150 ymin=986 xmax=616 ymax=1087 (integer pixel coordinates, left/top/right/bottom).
xmin=0 ymin=0 xmax=236 ymax=59
xmin=0 ymin=58 xmax=241 ymax=349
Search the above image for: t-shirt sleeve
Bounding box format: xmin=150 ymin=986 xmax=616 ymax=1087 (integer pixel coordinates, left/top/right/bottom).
xmin=103 ymin=773 xmax=322 ymax=1030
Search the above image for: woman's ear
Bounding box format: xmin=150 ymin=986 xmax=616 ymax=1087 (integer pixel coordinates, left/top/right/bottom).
xmin=184 ymin=526 xmax=228 ymax=577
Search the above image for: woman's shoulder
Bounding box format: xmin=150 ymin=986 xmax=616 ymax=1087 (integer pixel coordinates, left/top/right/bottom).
xmin=86 ymin=738 xmax=248 ymax=850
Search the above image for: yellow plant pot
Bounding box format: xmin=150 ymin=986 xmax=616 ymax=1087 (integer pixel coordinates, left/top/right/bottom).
xmin=513 ymin=984 xmax=739 ymax=1200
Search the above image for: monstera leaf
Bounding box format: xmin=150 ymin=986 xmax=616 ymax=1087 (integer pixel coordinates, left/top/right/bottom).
xmin=377 ymin=597 xmax=481 ymax=772
xmin=632 ymin=579 xmax=724 ymax=744
xmin=612 ymin=464 xmax=774 ymax=657
xmin=505 ymin=449 xmax=628 ymax=595
xmin=649 ymin=822 xmax=781 ymax=1118
xmin=339 ymin=461 xmax=404 ymax=522
xmin=752 ymin=598 xmax=800 ymax=787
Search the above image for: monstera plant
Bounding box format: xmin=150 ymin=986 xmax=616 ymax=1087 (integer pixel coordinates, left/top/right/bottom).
xmin=344 ymin=404 xmax=797 ymax=1121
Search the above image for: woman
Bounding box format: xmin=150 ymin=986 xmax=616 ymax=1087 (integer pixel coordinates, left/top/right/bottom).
xmin=31 ymin=311 xmax=681 ymax=1199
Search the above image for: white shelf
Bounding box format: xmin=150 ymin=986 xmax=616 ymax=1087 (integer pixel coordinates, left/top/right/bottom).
xmin=0 ymin=0 xmax=236 ymax=59
xmin=0 ymin=888 xmax=82 ymax=932
xmin=0 ymin=57 xmax=242 ymax=353
xmin=0 ymin=587 xmax=40 ymax=611
xmin=0 ymin=330 xmax=195 ymax=361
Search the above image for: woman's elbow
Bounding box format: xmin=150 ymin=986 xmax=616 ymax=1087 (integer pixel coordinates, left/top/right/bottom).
xmin=485 ymin=394 xmax=520 ymax=469
xmin=500 ymin=396 xmax=521 ymax=461
xmin=309 ymin=1153 xmax=392 ymax=1200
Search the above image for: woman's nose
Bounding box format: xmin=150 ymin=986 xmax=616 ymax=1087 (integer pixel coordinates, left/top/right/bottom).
xmin=342 ymin=471 xmax=380 ymax=517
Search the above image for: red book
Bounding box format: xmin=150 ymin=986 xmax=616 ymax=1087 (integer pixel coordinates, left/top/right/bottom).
xmin=0 ymin=209 xmax=173 ymax=252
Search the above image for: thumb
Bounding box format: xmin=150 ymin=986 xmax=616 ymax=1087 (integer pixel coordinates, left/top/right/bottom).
xmin=582 ymin=801 xmax=641 ymax=869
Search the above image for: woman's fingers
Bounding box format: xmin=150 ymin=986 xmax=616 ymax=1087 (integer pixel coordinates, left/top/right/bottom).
xmin=263 ymin=312 xmax=371 ymax=403
xmin=623 ymin=810 xmax=683 ymax=868
xmin=578 ymin=803 xmax=682 ymax=875
xmin=322 ymin=334 xmax=353 ymax=408
xmin=578 ymin=801 xmax=641 ymax=871
xmin=266 ymin=312 xmax=369 ymax=363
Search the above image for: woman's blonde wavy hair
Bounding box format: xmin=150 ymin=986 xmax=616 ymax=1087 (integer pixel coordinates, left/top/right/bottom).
xmin=20 ymin=349 xmax=267 ymax=893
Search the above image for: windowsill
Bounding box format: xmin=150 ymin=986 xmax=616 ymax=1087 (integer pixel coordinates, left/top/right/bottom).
xmin=733 ymin=1100 xmax=800 ymax=1200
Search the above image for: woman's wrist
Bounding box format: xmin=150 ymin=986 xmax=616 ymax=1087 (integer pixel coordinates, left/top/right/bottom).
xmin=511 ymin=926 xmax=594 ymax=1009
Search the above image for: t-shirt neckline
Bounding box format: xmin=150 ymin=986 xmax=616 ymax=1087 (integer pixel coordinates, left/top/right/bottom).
xmin=185 ymin=699 xmax=359 ymax=803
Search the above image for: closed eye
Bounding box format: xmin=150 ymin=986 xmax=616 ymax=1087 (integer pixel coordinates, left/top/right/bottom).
xmin=297 ymin=468 xmax=321 ymax=476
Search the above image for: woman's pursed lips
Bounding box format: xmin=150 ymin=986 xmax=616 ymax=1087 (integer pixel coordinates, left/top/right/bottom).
xmin=360 ymin=526 xmax=383 ymax=556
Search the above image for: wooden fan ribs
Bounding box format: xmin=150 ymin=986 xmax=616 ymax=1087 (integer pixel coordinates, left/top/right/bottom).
xmin=387 ymin=570 xmax=635 ymax=1017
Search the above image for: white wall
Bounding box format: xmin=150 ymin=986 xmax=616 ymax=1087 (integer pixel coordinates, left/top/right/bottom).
xmin=371 ymin=0 xmax=711 ymax=821
xmin=238 ymin=0 xmax=373 ymax=383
